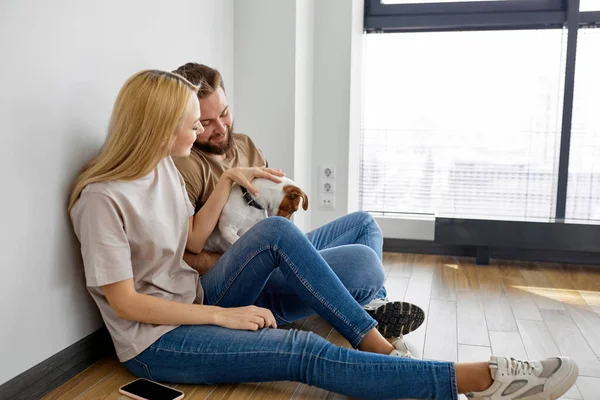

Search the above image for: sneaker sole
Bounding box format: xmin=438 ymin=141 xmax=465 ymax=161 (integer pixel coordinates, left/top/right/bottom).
xmin=366 ymin=301 xmax=425 ymax=338
xmin=523 ymin=358 xmax=579 ymax=400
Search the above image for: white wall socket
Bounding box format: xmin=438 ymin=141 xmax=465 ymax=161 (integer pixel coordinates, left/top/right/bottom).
xmin=320 ymin=194 xmax=335 ymax=210
xmin=320 ymin=164 xmax=336 ymax=179
xmin=320 ymin=178 xmax=335 ymax=194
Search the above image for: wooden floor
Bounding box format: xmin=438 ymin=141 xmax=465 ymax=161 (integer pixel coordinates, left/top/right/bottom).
xmin=43 ymin=253 xmax=600 ymax=400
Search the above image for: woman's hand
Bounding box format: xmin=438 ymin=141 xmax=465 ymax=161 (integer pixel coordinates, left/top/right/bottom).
xmin=213 ymin=305 xmax=278 ymax=331
xmin=222 ymin=167 xmax=285 ymax=196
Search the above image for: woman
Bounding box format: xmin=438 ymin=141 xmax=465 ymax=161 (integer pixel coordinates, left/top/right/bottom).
xmin=68 ymin=69 xmax=578 ymax=399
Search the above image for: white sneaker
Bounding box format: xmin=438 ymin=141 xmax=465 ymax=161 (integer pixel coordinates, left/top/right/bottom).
xmin=388 ymin=336 xmax=415 ymax=359
xmin=468 ymin=355 xmax=579 ymax=400
xmin=364 ymin=298 xmax=425 ymax=338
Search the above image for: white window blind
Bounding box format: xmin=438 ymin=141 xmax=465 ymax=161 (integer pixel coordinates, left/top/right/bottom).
xmin=581 ymin=0 xmax=600 ymax=11
xmin=566 ymin=28 xmax=600 ymax=224
xmin=360 ymin=29 xmax=567 ymax=221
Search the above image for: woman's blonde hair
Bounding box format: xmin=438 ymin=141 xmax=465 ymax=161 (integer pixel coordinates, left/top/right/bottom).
xmin=68 ymin=70 xmax=198 ymax=211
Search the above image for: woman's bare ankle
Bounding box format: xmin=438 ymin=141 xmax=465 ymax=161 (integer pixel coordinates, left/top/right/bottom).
xmin=357 ymin=328 xmax=395 ymax=354
xmin=455 ymin=362 xmax=493 ymax=393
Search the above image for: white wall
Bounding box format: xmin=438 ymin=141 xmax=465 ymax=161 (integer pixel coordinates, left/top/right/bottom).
xmin=234 ymin=0 xmax=366 ymax=232
xmin=310 ymin=0 xmax=365 ymax=230
xmin=292 ymin=0 xmax=315 ymax=233
xmin=234 ymin=1 xmax=297 ymax=176
xmin=234 ymin=0 xmax=314 ymax=232
xmin=0 ymin=0 xmax=233 ymax=385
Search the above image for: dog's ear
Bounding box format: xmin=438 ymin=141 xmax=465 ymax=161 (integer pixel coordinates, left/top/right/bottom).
xmin=284 ymin=185 xmax=309 ymax=211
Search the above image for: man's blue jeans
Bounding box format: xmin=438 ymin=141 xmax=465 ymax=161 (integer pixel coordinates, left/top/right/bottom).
xmin=124 ymin=216 xmax=457 ymax=399
xmin=255 ymin=211 xmax=387 ymax=324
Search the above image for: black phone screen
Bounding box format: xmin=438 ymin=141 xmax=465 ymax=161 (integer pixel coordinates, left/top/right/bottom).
xmin=121 ymin=378 xmax=182 ymax=400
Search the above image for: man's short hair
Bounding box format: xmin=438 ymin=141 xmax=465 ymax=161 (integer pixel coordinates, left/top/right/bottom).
xmin=172 ymin=63 xmax=225 ymax=99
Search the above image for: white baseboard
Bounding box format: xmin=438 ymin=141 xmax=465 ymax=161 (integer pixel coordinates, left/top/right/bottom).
xmin=372 ymin=213 xmax=436 ymax=241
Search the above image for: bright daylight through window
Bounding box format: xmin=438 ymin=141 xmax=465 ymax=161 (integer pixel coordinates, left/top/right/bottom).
xmin=361 ymin=29 xmax=566 ymax=222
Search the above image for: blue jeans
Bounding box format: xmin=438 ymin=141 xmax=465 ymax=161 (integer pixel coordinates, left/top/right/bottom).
xmin=256 ymin=211 xmax=387 ymax=324
xmin=124 ymin=217 xmax=457 ymax=399
xmin=308 ymin=211 xmax=387 ymax=300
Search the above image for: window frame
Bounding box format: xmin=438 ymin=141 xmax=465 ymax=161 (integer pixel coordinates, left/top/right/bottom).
xmin=373 ymin=0 xmax=564 ymax=15
xmin=362 ymin=0 xmax=600 ymax=260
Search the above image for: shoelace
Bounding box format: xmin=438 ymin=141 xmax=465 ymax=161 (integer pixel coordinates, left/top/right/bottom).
xmin=393 ymin=335 xmax=408 ymax=352
xmin=508 ymin=358 xmax=535 ymax=376
xmin=465 ymin=358 xmax=536 ymax=398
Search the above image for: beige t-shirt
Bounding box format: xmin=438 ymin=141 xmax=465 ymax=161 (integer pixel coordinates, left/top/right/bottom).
xmin=173 ymin=133 xmax=267 ymax=212
xmin=70 ymin=157 xmax=203 ymax=362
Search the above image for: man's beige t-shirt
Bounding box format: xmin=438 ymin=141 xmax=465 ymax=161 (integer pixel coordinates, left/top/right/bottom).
xmin=70 ymin=157 xmax=203 ymax=362
xmin=173 ymin=133 xmax=267 ymax=212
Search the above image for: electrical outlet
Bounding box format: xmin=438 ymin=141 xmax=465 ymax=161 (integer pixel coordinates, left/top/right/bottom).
xmin=320 ymin=195 xmax=335 ymax=210
xmin=320 ymin=178 xmax=335 ymax=194
xmin=320 ymin=164 xmax=336 ymax=179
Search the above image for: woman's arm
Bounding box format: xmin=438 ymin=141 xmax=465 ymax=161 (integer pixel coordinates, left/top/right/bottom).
xmin=102 ymin=279 xmax=277 ymax=330
xmin=186 ymin=175 xmax=234 ymax=253
xmin=186 ymin=167 xmax=285 ymax=253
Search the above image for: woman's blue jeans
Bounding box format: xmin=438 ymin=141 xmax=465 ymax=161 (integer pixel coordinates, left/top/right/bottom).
xmin=124 ymin=215 xmax=457 ymax=399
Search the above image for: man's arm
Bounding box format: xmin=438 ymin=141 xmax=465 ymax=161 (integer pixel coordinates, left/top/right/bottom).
xmin=173 ymin=156 xmax=203 ymax=211
xmin=183 ymin=250 xmax=223 ymax=276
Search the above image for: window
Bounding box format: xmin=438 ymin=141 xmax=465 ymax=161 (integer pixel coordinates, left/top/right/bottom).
xmin=383 ymin=0 xmax=508 ymax=3
xmin=361 ymin=29 xmax=566 ymax=221
xmin=566 ymin=28 xmax=600 ymax=224
xmin=581 ymin=0 xmax=600 ymax=11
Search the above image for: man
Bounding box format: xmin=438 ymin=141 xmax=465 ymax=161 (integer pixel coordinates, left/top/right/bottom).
xmin=172 ymin=63 xmax=425 ymax=346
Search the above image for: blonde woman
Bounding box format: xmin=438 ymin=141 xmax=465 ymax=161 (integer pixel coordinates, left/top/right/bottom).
xmin=69 ymin=69 xmax=578 ymax=399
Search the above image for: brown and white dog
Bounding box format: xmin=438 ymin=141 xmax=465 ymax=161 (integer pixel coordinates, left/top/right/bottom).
xmin=203 ymin=177 xmax=308 ymax=252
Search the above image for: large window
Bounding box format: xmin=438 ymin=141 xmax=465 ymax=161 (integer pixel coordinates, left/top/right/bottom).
xmin=384 ymin=0 xmax=509 ymax=3
xmin=362 ymin=0 xmax=600 ymax=225
xmin=361 ymin=30 xmax=565 ymax=221
xmin=581 ymin=0 xmax=600 ymax=11
xmin=566 ymin=28 xmax=600 ymax=224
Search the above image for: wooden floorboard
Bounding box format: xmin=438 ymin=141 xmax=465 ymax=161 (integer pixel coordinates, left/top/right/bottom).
xmin=41 ymin=358 xmax=120 ymax=400
xmin=423 ymin=299 xmax=458 ymax=362
xmin=498 ymin=260 xmax=544 ymax=321
xmin=540 ymin=309 xmax=600 ymax=378
xmin=457 ymin=345 xmax=492 ymax=363
xmin=456 ymin=291 xmax=489 ymax=347
xmin=477 ymin=264 xmax=519 ymax=333
xmin=42 ymin=253 xmax=600 ymax=399
xmin=488 ymin=331 xmax=527 ymax=360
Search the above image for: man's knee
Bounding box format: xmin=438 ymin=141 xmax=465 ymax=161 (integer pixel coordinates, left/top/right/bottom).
xmin=350 ymin=211 xmax=381 ymax=233
xmin=353 ymin=245 xmax=385 ymax=288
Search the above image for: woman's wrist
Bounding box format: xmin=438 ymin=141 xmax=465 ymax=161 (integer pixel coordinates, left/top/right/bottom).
xmin=203 ymin=305 xmax=221 ymax=326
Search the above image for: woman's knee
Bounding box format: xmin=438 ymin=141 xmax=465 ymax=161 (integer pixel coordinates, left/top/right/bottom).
xmin=256 ymin=216 xmax=296 ymax=230
xmin=254 ymin=216 xmax=302 ymax=241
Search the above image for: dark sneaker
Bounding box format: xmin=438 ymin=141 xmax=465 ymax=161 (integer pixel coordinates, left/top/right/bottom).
xmin=363 ymin=298 xmax=425 ymax=338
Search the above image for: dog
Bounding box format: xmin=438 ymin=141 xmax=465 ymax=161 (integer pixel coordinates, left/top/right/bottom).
xmin=203 ymin=177 xmax=309 ymax=252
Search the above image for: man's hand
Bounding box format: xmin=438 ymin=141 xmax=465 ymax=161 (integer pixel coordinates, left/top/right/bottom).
xmin=183 ymin=250 xmax=223 ymax=275
xmin=222 ymin=167 xmax=285 ymax=196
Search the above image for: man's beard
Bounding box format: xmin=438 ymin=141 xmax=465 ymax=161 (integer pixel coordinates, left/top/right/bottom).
xmin=194 ymin=123 xmax=234 ymax=155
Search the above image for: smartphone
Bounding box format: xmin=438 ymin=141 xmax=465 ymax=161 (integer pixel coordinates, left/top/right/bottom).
xmin=119 ymin=378 xmax=184 ymax=400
